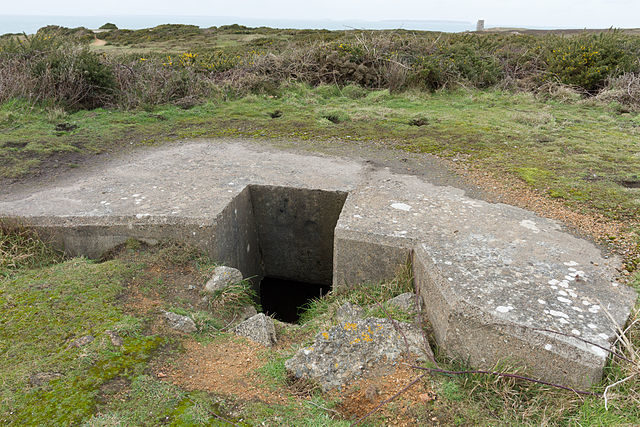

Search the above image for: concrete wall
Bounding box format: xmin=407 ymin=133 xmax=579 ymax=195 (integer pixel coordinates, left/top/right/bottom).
xmin=333 ymin=228 xmax=413 ymax=289
xmin=249 ymin=185 xmax=346 ymax=285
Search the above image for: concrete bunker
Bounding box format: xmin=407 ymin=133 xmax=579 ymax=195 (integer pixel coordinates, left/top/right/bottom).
xmin=2 ymin=141 xmax=634 ymax=389
xmin=221 ymin=185 xmax=347 ymax=323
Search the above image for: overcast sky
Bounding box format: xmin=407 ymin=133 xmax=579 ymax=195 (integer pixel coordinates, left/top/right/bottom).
xmin=3 ymin=0 xmax=639 ymax=29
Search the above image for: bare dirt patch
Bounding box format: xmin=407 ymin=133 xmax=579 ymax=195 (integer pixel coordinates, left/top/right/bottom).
xmin=159 ymin=337 xmax=288 ymax=404
xmin=333 ymin=363 xmax=438 ymax=425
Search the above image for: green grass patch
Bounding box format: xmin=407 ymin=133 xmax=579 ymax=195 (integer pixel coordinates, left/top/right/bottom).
xmin=0 ymin=258 xmax=166 ymax=424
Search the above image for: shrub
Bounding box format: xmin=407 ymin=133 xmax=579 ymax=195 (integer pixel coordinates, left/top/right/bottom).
xmin=408 ymin=35 xmax=503 ymax=90
xmin=541 ymin=32 xmax=640 ymax=93
xmin=32 ymin=46 xmax=116 ymax=109
xmin=99 ymin=23 xmax=118 ymax=30
xmin=596 ymin=72 xmax=640 ymax=110
xmin=0 ymin=33 xmax=115 ymax=109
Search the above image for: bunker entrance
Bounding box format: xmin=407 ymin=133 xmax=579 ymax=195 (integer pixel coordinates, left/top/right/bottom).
xmin=236 ymin=185 xmax=347 ymax=323
xmin=260 ymin=277 xmax=331 ymax=323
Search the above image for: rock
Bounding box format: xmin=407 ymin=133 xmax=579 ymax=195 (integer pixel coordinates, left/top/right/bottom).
xmin=105 ymin=330 xmax=123 ymax=346
xmin=237 ymin=305 xmax=258 ymax=322
xmin=386 ymin=292 xmax=422 ymax=314
xmin=233 ymin=313 xmax=277 ymax=346
xmin=335 ymin=302 xmax=365 ymax=323
xmin=68 ymin=335 xmax=94 ymax=348
xmin=29 ymin=372 xmax=62 ymax=386
xmin=364 ymin=384 xmax=380 ymax=401
xmin=204 ymin=266 xmax=244 ymax=293
xmin=163 ymin=311 xmax=197 ymax=333
xmin=285 ymin=317 xmax=433 ymax=391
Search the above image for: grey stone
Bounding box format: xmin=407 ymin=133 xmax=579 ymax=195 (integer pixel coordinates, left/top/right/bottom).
xmin=285 ymin=317 xmax=432 ymax=391
xmin=1 ymin=140 xmax=635 ymax=388
xmin=163 ymin=311 xmax=197 ymax=333
xmin=234 ymin=313 xmax=277 ymax=347
xmin=205 ymin=266 xmax=243 ymax=293
xmin=68 ymin=335 xmax=94 ymax=348
xmin=335 ymin=302 xmax=365 ymax=323
xmin=105 ymin=330 xmax=123 ymax=346
xmin=29 ymin=372 xmax=62 ymax=386
xmin=386 ymin=292 xmax=422 ymax=314
xmin=237 ymin=305 xmax=258 ymax=323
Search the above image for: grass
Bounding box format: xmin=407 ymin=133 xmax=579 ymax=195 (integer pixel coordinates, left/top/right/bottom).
xmin=0 ymin=257 xmax=166 ymax=424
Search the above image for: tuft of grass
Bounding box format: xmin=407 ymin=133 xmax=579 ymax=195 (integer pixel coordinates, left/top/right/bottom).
xmin=0 ymin=223 xmax=62 ymax=275
xmin=298 ymin=263 xmax=414 ymax=327
xmin=207 ymin=281 xmax=261 ymax=317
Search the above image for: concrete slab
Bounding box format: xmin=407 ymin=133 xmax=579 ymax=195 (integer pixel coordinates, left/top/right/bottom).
xmin=0 ymin=140 xmax=635 ymax=388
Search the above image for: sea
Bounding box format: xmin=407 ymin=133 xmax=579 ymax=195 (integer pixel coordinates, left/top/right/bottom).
xmin=0 ymin=15 xmax=476 ymax=36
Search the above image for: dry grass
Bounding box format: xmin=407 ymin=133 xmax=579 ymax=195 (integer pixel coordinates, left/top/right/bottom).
xmin=0 ymin=223 xmax=62 ymax=273
xmin=597 ymin=72 xmax=640 ymax=110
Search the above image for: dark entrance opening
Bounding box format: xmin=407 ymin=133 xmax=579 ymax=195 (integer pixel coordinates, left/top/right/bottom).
xmin=260 ymin=277 xmax=331 ymax=323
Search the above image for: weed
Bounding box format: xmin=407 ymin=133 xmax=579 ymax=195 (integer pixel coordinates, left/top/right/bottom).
xmin=0 ymin=223 xmax=62 ymax=274
xmin=208 ymin=281 xmax=260 ymax=317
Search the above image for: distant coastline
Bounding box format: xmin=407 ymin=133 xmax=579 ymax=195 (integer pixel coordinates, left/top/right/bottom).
xmin=0 ymin=15 xmax=477 ymax=35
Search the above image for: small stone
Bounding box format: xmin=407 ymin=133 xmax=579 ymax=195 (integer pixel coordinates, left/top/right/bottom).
xmin=105 ymin=330 xmax=123 ymax=346
xmin=386 ymin=292 xmax=422 ymax=314
xmin=68 ymin=335 xmax=94 ymax=348
xmin=364 ymin=385 xmax=379 ymax=401
xmin=204 ymin=266 xmax=244 ymax=293
xmin=29 ymin=372 xmax=62 ymax=386
xmin=237 ymin=305 xmax=258 ymax=322
xmin=285 ymin=317 xmax=433 ymax=391
xmin=163 ymin=311 xmax=197 ymax=333
xmin=335 ymin=302 xmax=365 ymax=323
xmin=234 ymin=313 xmax=277 ymax=347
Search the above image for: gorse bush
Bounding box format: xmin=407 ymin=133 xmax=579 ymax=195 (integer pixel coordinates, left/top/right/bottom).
xmin=0 ymin=32 xmax=116 ymax=109
xmin=32 ymin=46 xmax=116 ymax=109
xmin=542 ymin=32 xmax=640 ymax=92
xmin=2 ymin=26 xmax=640 ymax=110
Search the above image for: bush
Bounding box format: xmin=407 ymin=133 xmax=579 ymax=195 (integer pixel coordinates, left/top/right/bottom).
xmin=541 ymin=32 xmax=640 ymax=93
xmin=4 ymin=28 xmax=640 ymax=111
xmin=32 ymin=46 xmax=116 ymax=109
xmin=408 ymin=36 xmax=504 ymax=90
xmin=0 ymin=33 xmax=115 ymax=109
xmin=99 ymin=23 xmax=118 ymax=30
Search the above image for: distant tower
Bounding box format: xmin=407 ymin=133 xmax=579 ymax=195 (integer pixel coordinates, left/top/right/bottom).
xmin=476 ymin=20 xmax=485 ymax=31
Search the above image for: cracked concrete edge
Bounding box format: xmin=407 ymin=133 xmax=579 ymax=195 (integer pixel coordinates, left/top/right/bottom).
xmin=332 ymin=227 xmax=415 ymax=289
xmin=412 ymin=244 xmax=608 ymax=388
xmin=334 ymin=231 xmax=634 ymax=388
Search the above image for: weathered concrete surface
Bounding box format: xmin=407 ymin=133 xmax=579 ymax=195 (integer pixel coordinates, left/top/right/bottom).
xmin=336 ymin=168 xmax=636 ymax=388
xmin=0 ymin=140 xmax=635 ymax=388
